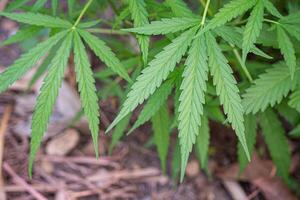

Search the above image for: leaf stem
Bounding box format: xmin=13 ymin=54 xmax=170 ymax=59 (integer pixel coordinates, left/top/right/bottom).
xmin=264 ymin=18 xmax=279 ymax=25
xmin=201 ymin=0 xmax=211 ymax=26
xmin=73 ymin=0 xmax=93 ymax=28
xmin=87 ymin=28 xmax=129 ymax=35
xmin=231 ymin=44 xmax=253 ymax=82
xmin=199 ymin=0 xmax=213 ymax=16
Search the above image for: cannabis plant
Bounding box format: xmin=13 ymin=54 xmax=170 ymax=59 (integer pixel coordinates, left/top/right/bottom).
xmin=0 ymin=0 xmax=300 ymax=186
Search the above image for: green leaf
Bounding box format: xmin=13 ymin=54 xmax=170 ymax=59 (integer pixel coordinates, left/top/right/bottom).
xmin=29 ymin=32 xmax=73 ymax=176
xmin=277 ymin=25 xmax=296 ymax=79
xmin=74 ymin=31 xmax=100 ymax=158
xmin=1 ymin=26 xmax=41 ymax=46
xmin=260 ymin=109 xmax=291 ymax=179
xmin=165 ymin=0 xmax=195 ymax=18
xmin=151 ymin=103 xmax=170 ymax=173
xmin=106 ymin=27 xmax=197 ymax=133
xmin=31 ymin=0 xmax=47 ymax=12
xmin=78 ymin=29 xmax=131 ymax=82
xmin=206 ymin=31 xmax=249 ymax=160
xmin=6 ymin=0 xmax=30 ymax=11
xmin=195 ymin=115 xmax=210 ymax=171
xmin=243 ymin=62 xmax=300 ymax=114
xmin=279 ymin=12 xmax=300 ymax=25
xmin=0 ymin=12 xmax=72 ymax=28
xmin=238 ymin=114 xmax=257 ymax=172
xmin=289 ymin=88 xmax=300 ymax=112
xmin=128 ymin=0 xmax=150 ymax=64
xmin=202 ymin=0 xmax=256 ymax=33
xmin=178 ymin=35 xmax=208 ymax=181
xmin=242 ymin=0 xmax=264 ymax=62
xmin=281 ymin=24 xmax=300 ymax=42
xmin=52 ymin=0 xmax=58 ymax=15
xmin=289 ymin=123 xmax=300 ymax=137
xmin=123 ymin=17 xmax=200 ymax=35
xmin=264 ymin=0 xmax=283 ymax=18
xmin=128 ymin=79 xmax=173 ymax=134
xmin=0 ymin=30 xmax=68 ymax=94
xmin=172 ymin=138 xmax=181 ymax=181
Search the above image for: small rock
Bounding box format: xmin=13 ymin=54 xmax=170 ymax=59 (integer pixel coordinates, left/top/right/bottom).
xmin=186 ymin=160 xmax=200 ymax=177
xmin=46 ymin=129 xmax=80 ymax=156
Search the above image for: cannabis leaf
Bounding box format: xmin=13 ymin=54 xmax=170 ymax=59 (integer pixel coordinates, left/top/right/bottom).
xmin=151 ymin=103 xmax=170 ymax=173
xmin=243 ymin=62 xmax=300 ymax=114
xmin=260 ymin=109 xmax=291 ymax=179
xmin=0 ymin=30 xmax=68 ymax=93
xmin=0 ymin=12 xmax=72 ymax=28
xmin=277 ymin=25 xmax=296 ymax=79
xmin=78 ymin=29 xmax=131 ymax=82
xmin=206 ymin=31 xmax=249 ymax=159
xmin=242 ymin=0 xmax=264 ymax=61
xmin=289 ymin=88 xmax=300 ymax=112
xmin=29 ymin=32 xmax=73 ymax=175
xmin=128 ymin=0 xmax=150 ymax=64
xmin=106 ymin=27 xmax=197 ymax=132
xmin=73 ymin=31 xmax=100 ymax=157
xmin=178 ymin=35 xmax=208 ymax=181
xmin=264 ymin=0 xmax=283 ymax=18
xmin=128 ymin=79 xmax=174 ymax=134
xmin=124 ymin=18 xmax=200 ymax=35
xmin=201 ymin=0 xmax=256 ymax=33
xmin=1 ymin=26 xmax=41 ymax=46
xmin=238 ymin=115 xmax=257 ymax=172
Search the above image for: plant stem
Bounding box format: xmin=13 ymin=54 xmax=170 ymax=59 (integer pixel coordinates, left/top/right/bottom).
xmin=73 ymin=0 xmax=93 ymax=28
xmin=199 ymin=0 xmax=213 ymax=16
xmin=231 ymin=44 xmax=253 ymax=82
xmin=201 ymin=0 xmax=211 ymax=26
xmin=264 ymin=18 xmax=280 ymax=25
xmin=87 ymin=28 xmax=129 ymax=35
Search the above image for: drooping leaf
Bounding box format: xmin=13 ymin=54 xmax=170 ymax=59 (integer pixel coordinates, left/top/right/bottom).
xmin=29 ymin=32 xmax=73 ymax=175
xmin=0 ymin=12 xmax=72 ymax=28
xmin=195 ymin=115 xmax=210 ymax=172
xmin=289 ymin=88 xmax=300 ymax=112
xmin=178 ymin=35 xmax=208 ymax=181
xmin=0 ymin=30 xmax=68 ymax=94
xmin=73 ymin=31 xmax=100 ymax=158
xmin=277 ymin=25 xmax=296 ymax=79
xmin=78 ymin=29 xmax=131 ymax=82
xmin=124 ymin=18 xmax=200 ymax=35
xmin=165 ymin=0 xmax=195 ymax=18
xmin=238 ymin=114 xmax=257 ymax=172
xmin=151 ymin=103 xmax=170 ymax=173
xmin=128 ymin=79 xmax=174 ymax=134
xmin=242 ymin=0 xmax=264 ymax=62
xmin=128 ymin=0 xmax=150 ymax=64
xmin=206 ymin=31 xmax=249 ymax=160
xmin=260 ymin=109 xmax=291 ymax=179
xmin=106 ymin=27 xmax=197 ymax=133
xmin=243 ymin=62 xmax=300 ymax=114
xmin=201 ymin=0 xmax=256 ymax=33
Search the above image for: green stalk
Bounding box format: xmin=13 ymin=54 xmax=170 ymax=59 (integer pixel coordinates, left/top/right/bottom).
xmin=73 ymin=0 xmax=93 ymax=28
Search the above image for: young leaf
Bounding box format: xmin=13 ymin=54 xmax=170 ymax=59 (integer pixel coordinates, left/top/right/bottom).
xmin=128 ymin=0 xmax=150 ymax=64
xmin=238 ymin=114 xmax=257 ymax=172
xmin=206 ymin=31 xmax=249 ymax=160
xmin=128 ymin=79 xmax=174 ymax=134
xmin=106 ymin=27 xmax=197 ymax=132
xmin=242 ymin=0 xmax=264 ymax=62
xmin=123 ymin=18 xmax=200 ymax=35
xmin=178 ymin=35 xmax=208 ymax=181
xmin=260 ymin=109 xmax=291 ymax=179
xmin=151 ymin=103 xmax=170 ymax=173
xmin=264 ymin=0 xmax=283 ymax=18
xmin=165 ymin=0 xmax=195 ymax=18
xmin=73 ymin=31 xmax=100 ymax=157
xmin=0 ymin=30 xmax=68 ymax=94
xmin=0 ymin=12 xmax=72 ymax=28
xmin=289 ymin=88 xmax=300 ymax=112
xmin=78 ymin=29 xmax=131 ymax=82
xmin=29 ymin=32 xmax=73 ymax=175
xmin=1 ymin=26 xmax=41 ymax=46
xmin=195 ymin=115 xmax=210 ymax=171
xmin=243 ymin=62 xmax=300 ymax=114
xmin=277 ymin=25 xmax=296 ymax=79
xmin=202 ymin=0 xmax=256 ymax=33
